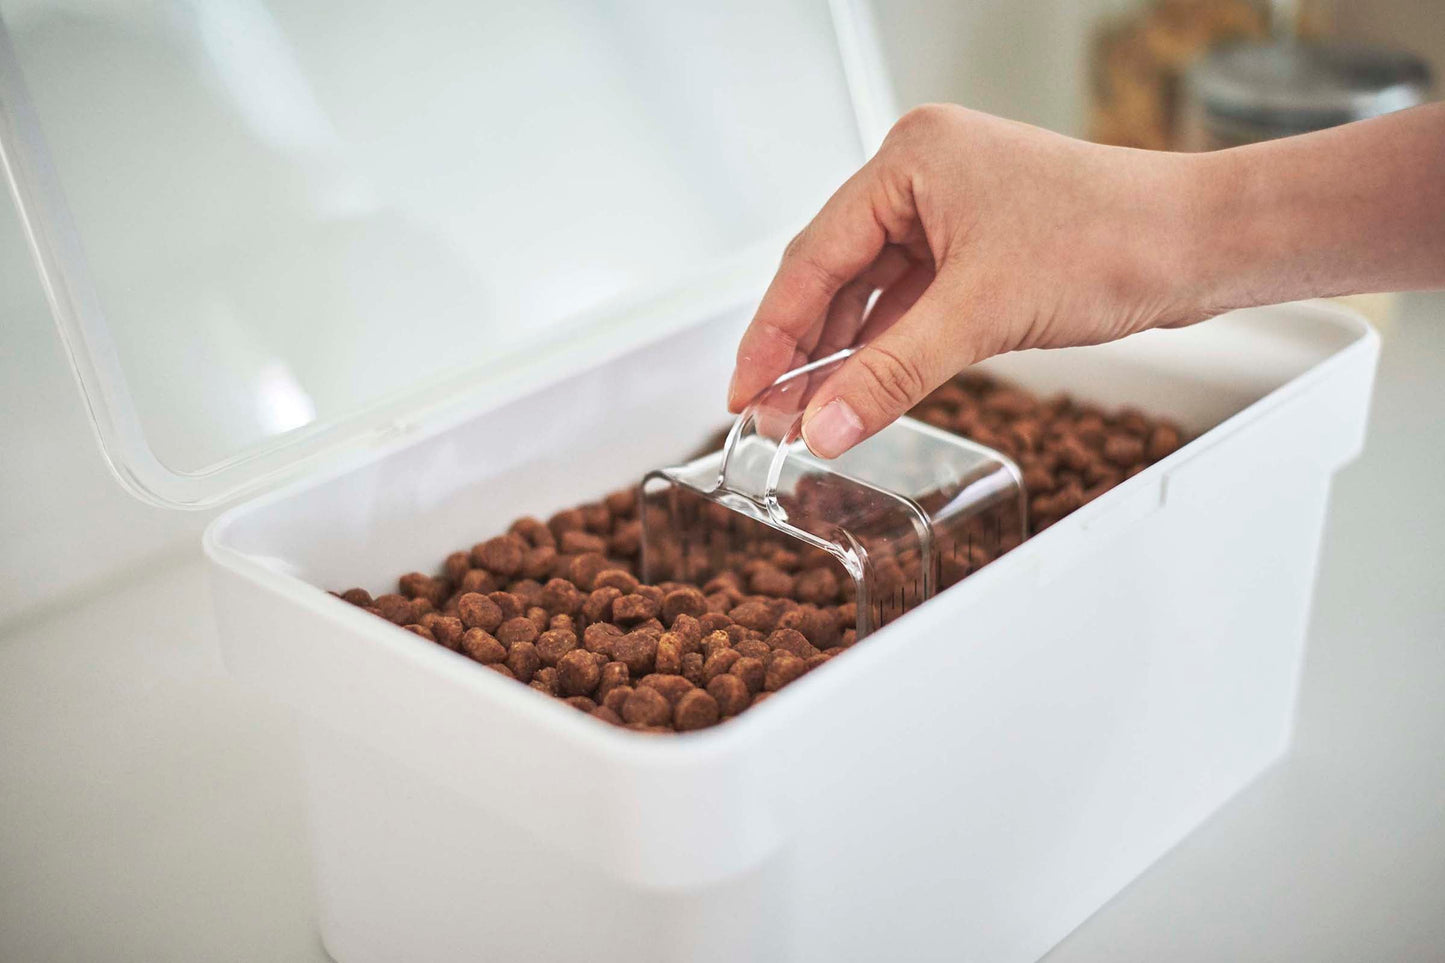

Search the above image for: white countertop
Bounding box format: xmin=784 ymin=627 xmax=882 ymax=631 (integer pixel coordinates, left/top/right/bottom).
xmin=2 ymin=294 xmax=1442 ymax=963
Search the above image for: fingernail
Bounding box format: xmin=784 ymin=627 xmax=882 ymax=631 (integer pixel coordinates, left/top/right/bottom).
xmin=802 ymin=399 xmax=864 ymax=459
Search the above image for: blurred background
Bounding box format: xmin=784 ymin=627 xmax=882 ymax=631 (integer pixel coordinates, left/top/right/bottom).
xmin=2 ymin=2 xmax=1441 ymax=961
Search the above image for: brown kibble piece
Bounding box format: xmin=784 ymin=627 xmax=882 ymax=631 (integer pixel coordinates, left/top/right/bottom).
xmin=557 ymin=648 xmax=602 ymax=696
xmin=591 ymin=705 xmax=624 ymax=726
xmin=540 ymin=578 xmax=583 ymax=617
xmin=498 ymin=616 xmax=539 ymax=648
xmin=583 ymin=621 xmax=622 ymax=656
xmin=487 ymin=591 xmax=525 ymax=620
xmin=680 ymin=652 xmax=705 ymax=686
xmin=536 ymin=629 xmax=579 ymax=667
xmin=748 ymin=566 xmax=795 ymax=598
xmin=610 ymin=630 xmax=658 ymax=677
xmin=639 ymin=673 xmax=695 ymax=705
xmin=767 ymin=627 xmax=819 ymax=660
xmin=459 ymin=569 xmax=498 ymax=596
xmin=1147 ymin=423 xmax=1182 ymax=461
xmin=621 ymin=686 xmax=672 ymax=727
xmin=661 ymin=587 xmax=707 ymax=625
xmin=567 ymin=553 xmax=611 ymax=591
xmin=702 ymin=630 xmax=733 ymax=659
xmin=597 ymin=661 xmax=630 ymax=701
xmin=430 ymin=616 xmax=465 ymax=650
xmin=560 ymin=529 xmax=608 ymax=556
xmin=764 ymin=652 xmax=807 ymax=691
xmin=654 ymin=635 xmax=682 ymax=675
xmin=526 ymin=606 xmax=550 ymax=633
xmin=594 ymin=569 xmax=640 ymax=593
xmin=530 ymin=666 xmax=558 ymax=696
xmin=506 ymin=640 xmax=541 ymax=683
xmin=521 ymin=546 xmax=557 ymax=580
xmin=487 ymin=662 xmax=516 ymax=680
xmin=373 ymin=594 xmax=413 ymax=625
xmin=1103 ymin=433 xmax=1145 ymax=467
xmin=729 ymin=601 xmax=777 ymax=632
xmin=793 ymin=567 xmax=840 ymax=606
xmin=707 ymin=674 xmax=751 ymax=716
xmin=698 ymin=612 xmax=732 ymax=634
xmin=730 ymin=656 xmax=766 ymax=694
xmin=404 ymin=624 xmax=436 ymax=642
xmin=613 ymin=592 xmax=660 ymax=624
xmin=609 ymin=519 xmax=643 ymax=557
xmin=735 ymin=639 xmax=771 ymax=660
xmin=457 ymin=593 xmax=503 ymax=632
xmin=673 ymin=689 xmax=721 ymax=731
xmin=564 ymin=695 xmax=597 ymax=713
xmin=703 ymin=648 xmax=742 ymax=683
xmin=471 ymin=534 xmax=526 ymax=577
xmin=461 ymin=628 xmax=506 ymax=664
xmin=510 ymin=516 xmax=555 ymax=549
xmin=671 ymin=613 xmax=703 ymax=649
xmin=340 ymin=587 xmax=373 ymax=607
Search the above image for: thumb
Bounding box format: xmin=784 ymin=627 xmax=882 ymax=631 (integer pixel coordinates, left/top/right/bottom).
xmin=798 ymin=276 xmax=978 ymax=459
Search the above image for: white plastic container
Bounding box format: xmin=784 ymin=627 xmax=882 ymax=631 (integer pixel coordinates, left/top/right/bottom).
xmin=206 ymin=300 xmax=1376 ymax=963
xmin=0 ymin=3 xmax=1380 ymax=960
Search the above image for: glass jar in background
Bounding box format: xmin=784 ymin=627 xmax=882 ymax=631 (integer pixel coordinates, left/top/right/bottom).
xmin=1180 ymin=41 xmax=1432 ymax=324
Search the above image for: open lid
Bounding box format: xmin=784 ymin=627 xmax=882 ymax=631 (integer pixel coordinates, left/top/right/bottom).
xmin=0 ymin=0 xmax=894 ymax=508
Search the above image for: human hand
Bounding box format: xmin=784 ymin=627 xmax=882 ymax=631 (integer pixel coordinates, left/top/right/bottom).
xmin=726 ymin=104 xmax=1206 ymax=458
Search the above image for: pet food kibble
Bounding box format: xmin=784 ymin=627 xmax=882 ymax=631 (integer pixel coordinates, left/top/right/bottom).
xmin=764 ymin=652 xmax=807 ymax=691
xmin=471 ymin=534 xmax=526 ymax=577
xmin=541 ymin=578 xmax=584 ymax=617
xmin=767 ymin=628 xmax=819 ymax=660
xmin=794 ymin=567 xmax=840 ymax=606
xmin=457 ymin=569 xmax=496 ymax=596
xmin=548 ymin=508 xmax=586 ymax=538
xmin=698 ymin=612 xmax=732 ymax=635
xmin=748 ymin=566 xmax=795 ymax=598
xmin=579 ymin=587 xmax=619 ymax=625
xmin=560 ymin=529 xmax=608 ymax=555
xmin=609 ymin=519 xmax=643 ymax=557
xmin=610 ymin=631 xmax=658 ymax=677
xmin=594 ymin=569 xmax=639 ymax=594
xmin=429 ymin=616 xmax=465 ymax=650
xmin=674 ymin=689 xmax=721 ymax=731
xmin=604 ymin=488 xmax=636 ymax=518
xmin=457 ymin=593 xmax=503 ymax=632
xmin=404 ymin=624 xmax=436 ymax=642
xmin=730 ymin=656 xmax=766 ymax=694
xmin=639 ymin=673 xmax=694 ymax=706
xmin=621 ymin=686 xmax=671 ymax=727
xmin=581 ymin=502 xmax=612 ymax=534
xmin=702 ymin=648 xmax=742 ymax=684
xmin=1147 ymin=423 xmax=1181 ymax=461
xmin=583 ymin=621 xmax=621 ymax=656
xmin=557 ymin=648 xmax=602 ymax=697
xmin=805 ymin=652 xmax=832 ymax=672
xmin=536 ymin=629 xmax=579 ymax=667
xmin=521 ymin=546 xmax=557 ymax=580
xmin=509 ymin=516 xmax=555 ymax=549
xmin=565 ymin=695 xmax=597 ymax=713
xmin=681 ymin=652 xmax=706 ymax=686
xmin=372 ymin=594 xmax=414 ymax=625
xmin=613 ymin=593 xmax=660 ymax=624
xmin=729 ymin=601 xmax=777 ymax=633
xmin=506 ymin=640 xmax=541 ymax=684
xmin=661 ymin=587 xmax=707 ymax=625
xmin=487 ymin=591 xmax=525 ymax=620
xmin=511 ymin=579 xmax=544 ymax=607
xmin=399 ymin=572 xmax=445 ymax=605
xmin=526 ymin=606 xmax=550 ymax=633
xmin=654 ymin=635 xmax=683 ymax=675
xmin=488 ymin=662 xmax=516 ymax=680
xmin=567 ymin=553 xmax=611 ymax=591
xmin=498 ymin=617 xmax=539 ymax=648
xmin=550 ymin=613 xmax=576 ymax=634
xmin=530 ymin=666 xmax=559 ymax=696
xmin=602 ymin=685 xmax=633 ymax=715
xmin=591 ymin=705 xmax=624 ymax=726
xmin=1103 ymin=433 xmax=1145 ymax=467
xmin=671 ymin=613 xmax=703 ymax=648
xmin=735 ymin=639 xmax=770 ymax=660
xmin=461 ymin=628 xmax=506 ymax=664
xmin=701 ymin=630 xmax=732 ymax=660
xmin=597 ymin=661 xmax=630 ymax=700
xmin=707 ymin=674 xmax=751 ymax=717
xmin=340 ymin=587 xmax=373 ymax=607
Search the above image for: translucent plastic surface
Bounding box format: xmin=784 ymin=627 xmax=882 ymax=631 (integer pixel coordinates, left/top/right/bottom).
xmin=0 ymin=0 xmax=892 ymax=506
xmin=642 ymin=352 xmax=1026 ymax=635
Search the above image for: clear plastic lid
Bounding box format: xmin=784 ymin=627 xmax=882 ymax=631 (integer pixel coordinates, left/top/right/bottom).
xmin=0 ymin=0 xmax=893 ymax=507
xmin=640 ymin=351 xmax=1027 ymax=636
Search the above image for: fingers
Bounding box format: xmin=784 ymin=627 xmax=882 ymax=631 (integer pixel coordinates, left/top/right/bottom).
xmin=799 ymin=275 xmax=976 ymax=459
xmin=811 ymin=245 xmax=916 ymax=359
xmin=728 ymin=163 xmax=900 ymax=412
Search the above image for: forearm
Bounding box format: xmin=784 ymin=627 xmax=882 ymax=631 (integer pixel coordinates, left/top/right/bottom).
xmin=1182 ymin=102 xmax=1445 ymax=316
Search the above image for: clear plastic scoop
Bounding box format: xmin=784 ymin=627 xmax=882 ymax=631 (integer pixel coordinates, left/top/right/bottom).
xmin=641 ymin=350 xmax=1027 ymax=638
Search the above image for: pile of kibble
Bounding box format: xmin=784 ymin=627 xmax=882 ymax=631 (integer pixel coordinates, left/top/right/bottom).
xmin=336 ymin=371 xmax=1184 ymax=732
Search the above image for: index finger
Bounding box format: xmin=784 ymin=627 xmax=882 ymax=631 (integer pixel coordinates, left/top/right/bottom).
xmin=728 ymin=162 xmax=892 ymax=412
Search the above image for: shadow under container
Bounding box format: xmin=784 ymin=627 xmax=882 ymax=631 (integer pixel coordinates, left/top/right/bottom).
xmin=206 ymin=301 xmax=1377 ymax=962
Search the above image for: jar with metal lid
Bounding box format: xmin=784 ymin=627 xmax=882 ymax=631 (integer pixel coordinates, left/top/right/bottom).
xmin=1180 ymin=41 xmax=1432 ymax=150
xmin=1180 ymin=40 xmax=1431 ymax=324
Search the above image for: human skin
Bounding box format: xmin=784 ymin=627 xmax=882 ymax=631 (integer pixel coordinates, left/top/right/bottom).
xmin=727 ymin=102 xmax=1445 ymax=458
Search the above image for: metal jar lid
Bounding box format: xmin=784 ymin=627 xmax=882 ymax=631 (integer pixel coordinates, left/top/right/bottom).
xmin=1184 ymin=41 xmax=1432 ymax=141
